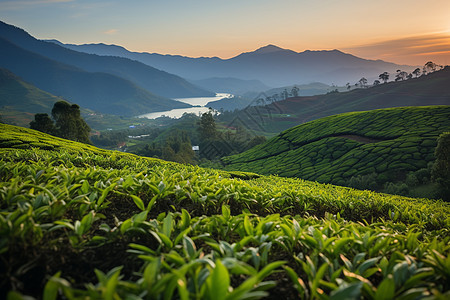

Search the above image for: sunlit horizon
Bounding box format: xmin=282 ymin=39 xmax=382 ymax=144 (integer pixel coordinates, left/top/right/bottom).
xmin=0 ymin=0 xmax=449 ymax=66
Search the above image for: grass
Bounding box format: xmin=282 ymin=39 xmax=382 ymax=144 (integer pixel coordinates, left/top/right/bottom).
xmin=1 ymin=123 xmax=449 ymax=299
xmin=222 ymin=106 xmax=450 ymax=188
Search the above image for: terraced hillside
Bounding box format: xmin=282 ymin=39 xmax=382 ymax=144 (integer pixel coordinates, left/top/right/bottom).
xmin=222 ymin=106 xmax=450 ymax=187
xmin=1 ymin=123 xmax=449 ymax=299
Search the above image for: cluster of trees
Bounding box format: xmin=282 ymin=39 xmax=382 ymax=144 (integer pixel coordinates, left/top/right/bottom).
xmin=196 ymin=111 xmax=266 ymax=162
xmin=30 ymin=101 xmax=91 ymax=144
xmin=136 ymin=129 xmax=195 ymax=164
xmin=255 ymin=86 xmax=300 ymax=106
xmin=126 ymin=111 xmax=266 ymax=165
xmin=351 ymin=61 xmax=444 ymax=89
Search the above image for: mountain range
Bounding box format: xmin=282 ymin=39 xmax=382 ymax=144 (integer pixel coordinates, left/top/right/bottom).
xmin=0 ymin=37 xmax=192 ymax=116
xmin=48 ymin=41 xmax=415 ymax=87
xmin=0 ymin=21 xmax=221 ymax=116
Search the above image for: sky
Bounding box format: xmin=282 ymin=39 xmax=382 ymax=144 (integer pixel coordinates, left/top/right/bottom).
xmin=0 ymin=0 xmax=449 ymax=66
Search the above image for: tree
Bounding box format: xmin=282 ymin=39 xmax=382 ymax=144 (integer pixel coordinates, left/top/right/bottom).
xmin=431 ymin=132 xmax=450 ymax=201
xmin=282 ymin=89 xmax=289 ymax=100
xmin=346 ymin=83 xmax=351 ymax=90
xmin=52 ymin=101 xmax=91 ymax=144
xmin=29 ymin=101 xmax=91 ymax=144
xmin=424 ymin=61 xmax=437 ymax=74
xmin=358 ymin=77 xmax=368 ymax=88
xmin=379 ymin=72 xmax=389 ymax=83
xmin=291 ymin=86 xmax=299 ymax=97
xmin=412 ymin=68 xmax=421 ymax=78
xmin=395 ymin=70 xmax=408 ymax=81
xmin=373 ymin=80 xmax=381 ymax=86
xmin=198 ymin=111 xmax=217 ymax=141
xmin=30 ymin=113 xmax=55 ymax=134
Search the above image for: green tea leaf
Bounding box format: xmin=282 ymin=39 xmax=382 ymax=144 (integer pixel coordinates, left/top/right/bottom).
xmin=375 ymin=275 xmax=395 ymax=300
xmin=130 ymin=194 xmax=145 ymax=211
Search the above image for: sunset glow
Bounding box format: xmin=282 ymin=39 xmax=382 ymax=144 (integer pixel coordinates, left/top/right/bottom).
xmin=0 ymin=0 xmax=449 ymax=65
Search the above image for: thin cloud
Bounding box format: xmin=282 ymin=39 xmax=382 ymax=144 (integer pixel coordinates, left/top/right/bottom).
xmin=344 ymin=32 xmax=450 ymax=65
xmin=0 ymin=0 xmax=74 ymax=10
xmin=103 ymin=29 xmax=118 ymax=35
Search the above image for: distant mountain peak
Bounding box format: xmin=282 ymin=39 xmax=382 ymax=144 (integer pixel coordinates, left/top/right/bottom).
xmin=253 ymin=44 xmax=286 ymax=54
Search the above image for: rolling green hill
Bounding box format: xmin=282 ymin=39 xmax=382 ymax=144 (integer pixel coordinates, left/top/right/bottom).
xmin=222 ymin=106 xmax=450 ymax=191
xmin=1 ymin=123 xmax=449 ymax=299
xmin=222 ymin=67 xmax=450 ymax=133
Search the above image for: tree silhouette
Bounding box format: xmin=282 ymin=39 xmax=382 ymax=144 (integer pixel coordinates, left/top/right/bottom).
xmin=379 ymin=72 xmax=389 ymax=83
xmin=412 ymin=68 xmax=421 ymax=78
xmin=424 ymin=61 xmax=437 ymax=74
xmin=395 ymin=70 xmax=408 ymax=81
xmin=373 ymin=80 xmax=380 ymax=86
xmin=358 ymin=77 xmax=368 ymax=88
xmin=291 ymin=86 xmax=299 ymax=97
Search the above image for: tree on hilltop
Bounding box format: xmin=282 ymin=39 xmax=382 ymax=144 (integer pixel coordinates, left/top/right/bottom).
xmin=379 ymin=72 xmax=389 ymax=83
xmin=30 ymin=101 xmax=91 ymax=144
xmin=358 ymin=77 xmax=368 ymax=88
xmin=412 ymin=68 xmax=421 ymax=78
xmin=424 ymin=61 xmax=437 ymax=74
xmin=395 ymin=70 xmax=408 ymax=81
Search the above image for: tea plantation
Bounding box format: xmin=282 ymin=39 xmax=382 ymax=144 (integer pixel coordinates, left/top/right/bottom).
xmin=1 ymin=123 xmax=449 ymax=299
xmin=222 ymin=106 xmax=450 ymax=187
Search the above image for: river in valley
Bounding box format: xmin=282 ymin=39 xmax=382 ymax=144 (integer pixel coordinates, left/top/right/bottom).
xmin=138 ymin=93 xmax=232 ymax=119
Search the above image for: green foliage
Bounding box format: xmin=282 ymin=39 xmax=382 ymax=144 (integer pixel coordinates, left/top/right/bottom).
xmin=432 ymin=132 xmax=450 ymax=200
xmin=29 ymin=113 xmax=55 ymax=134
xmin=29 ymin=101 xmax=91 ymax=144
xmin=51 ymin=101 xmax=91 ymax=144
xmin=198 ymin=111 xmax=217 ymax=141
xmin=1 ymin=123 xmax=450 ymax=299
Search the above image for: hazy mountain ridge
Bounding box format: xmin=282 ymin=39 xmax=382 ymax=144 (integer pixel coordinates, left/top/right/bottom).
xmin=0 ymin=21 xmax=213 ymax=98
xmin=48 ymin=40 xmax=414 ymax=87
xmin=0 ymin=37 xmax=190 ymax=116
xmin=190 ymin=77 xmax=270 ymax=95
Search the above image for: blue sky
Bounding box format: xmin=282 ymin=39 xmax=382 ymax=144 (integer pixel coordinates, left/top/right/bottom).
xmin=0 ymin=0 xmax=449 ymax=65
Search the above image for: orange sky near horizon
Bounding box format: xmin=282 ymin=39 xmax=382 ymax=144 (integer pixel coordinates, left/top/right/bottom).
xmin=0 ymin=0 xmax=449 ymax=66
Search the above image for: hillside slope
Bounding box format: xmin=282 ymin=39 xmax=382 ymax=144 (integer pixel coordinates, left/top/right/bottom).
xmin=0 ymin=68 xmax=68 ymax=126
xmin=223 ymin=106 xmax=450 ymax=188
xmin=0 ymin=21 xmax=213 ymax=98
xmin=224 ymin=67 xmax=450 ymax=133
xmin=0 ymin=38 xmax=190 ymax=116
xmin=1 ymin=123 xmax=449 ymax=298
